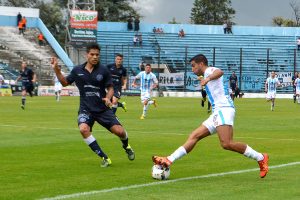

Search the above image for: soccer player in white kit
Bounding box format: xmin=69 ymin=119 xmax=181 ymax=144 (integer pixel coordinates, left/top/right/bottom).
xmin=54 ymin=67 xmax=64 ymax=101
xmin=265 ymin=71 xmax=281 ymax=111
xmin=153 ymin=54 xmax=269 ymax=178
xmin=131 ymin=64 xmax=158 ymax=119
xmin=294 ymin=73 xmax=300 ymax=104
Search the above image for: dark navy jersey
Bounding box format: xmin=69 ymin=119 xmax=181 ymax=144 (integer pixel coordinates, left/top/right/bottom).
xmin=66 ymin=62 xmax=113 ymax=113
xmin=229 ymin=75 xmax=237 ymax=86
xmin=19 ymin=67 xmax=34 ymax=85
xmin=106 ymin=63 xmax=127 ymax=91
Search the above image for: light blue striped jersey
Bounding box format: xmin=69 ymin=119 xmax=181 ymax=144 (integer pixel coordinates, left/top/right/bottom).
xmin=135 ymin=71 xmax=158 ymax=92
xmin=204 ymin=67 xmax=234 ymax=112
xmin=266 ymin=77 xmax=280 ymax=92
xmin=295 ymin=78 xmax=300 ymax=90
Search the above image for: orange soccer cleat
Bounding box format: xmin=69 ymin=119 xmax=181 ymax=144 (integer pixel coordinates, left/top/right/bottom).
xmin=258 ymin=153 xmax=269 ymax=178
xmin=152 ymin=156 xmax=172 ymax=168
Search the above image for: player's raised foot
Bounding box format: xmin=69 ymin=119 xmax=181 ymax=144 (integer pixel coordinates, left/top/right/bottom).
xmin=201 ymin=100 xmax=204 ymax=107
xmin=140 ymin=115 xmax=145 ymax=120
xmin=124 ymin=144 xmax=135 ymax=160
xmin=21 ymin=105 xmax=25 ymax=110
xmin=152 ymin=156 xmax=172 ymax=168
xmin=101 ymin=157 xmax=112 ymax=167
xmin=121 ymin=102 xmax=127 ymax=112
xmin=153 ymin=99 xmax=158 ymax=107
xmin=258 ymin=153 xmax=269 ymax=178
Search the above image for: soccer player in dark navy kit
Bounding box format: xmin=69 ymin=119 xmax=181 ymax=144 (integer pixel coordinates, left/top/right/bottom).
xmin=229 ymin=71 xmax=238 ymax=101
xmin=51 ymin=43 xmax=135 ymax=167
xmin=107 ymin=54 xmax=127 ymax=114
xmin=15 ymin=61 xmax=36 ymax=109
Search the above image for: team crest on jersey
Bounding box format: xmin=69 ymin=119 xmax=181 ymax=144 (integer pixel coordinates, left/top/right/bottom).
xmin=96 ymin=74 xmax=103 ymax=81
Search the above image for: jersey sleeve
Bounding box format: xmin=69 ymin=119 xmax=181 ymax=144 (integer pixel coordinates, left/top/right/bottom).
xmin=152 ymin=74 xmax=158 ymax=84
xmin=66 ymin=68 xmax=76 ymax=84
xmin=135 ymin=72 xmax=142 ymax=79
xmin=104 ymin=68 xmax=113 ymax=87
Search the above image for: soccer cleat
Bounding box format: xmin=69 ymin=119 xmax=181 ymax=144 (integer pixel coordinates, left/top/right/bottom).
xmin=258 ymin=153 xmax=269 ymax=178
xmin=124 ymin=144 xmax=135 ymax=160
xmin=121 ymin=102 xmax=127 ymax=112
xmin=201 ymin=100 xmax=204 ymax=107
xmin=152 ymin=156 xmax=172 ymax=168
xmin=21 ymin=105 xmax=25 ymax=110
xmin=140 ymin=115 xmax=145 ymax=120
xmin=153 ymin=99 xmax=158 ymax=107
xmin=101 ymin=157 xmax=112 ymax=167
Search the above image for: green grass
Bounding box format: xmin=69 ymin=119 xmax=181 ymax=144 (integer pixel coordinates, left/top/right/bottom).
xmin=0 ymin=96 xmax=300 ymax=200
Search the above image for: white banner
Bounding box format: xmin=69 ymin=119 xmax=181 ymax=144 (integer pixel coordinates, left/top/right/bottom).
xmin=269 ymin=72 xmax=293 ymax=88
xmin=38 ymin=86 xmax=79 ymax=96
xmin=158 ymin=73 xmax=184 ymax=86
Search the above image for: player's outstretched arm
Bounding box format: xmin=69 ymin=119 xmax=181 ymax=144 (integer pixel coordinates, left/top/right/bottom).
xmin=201 ymin=68 xmax=223 ymax=86
xmin=50 ymin=57 xmax=69 ymax=86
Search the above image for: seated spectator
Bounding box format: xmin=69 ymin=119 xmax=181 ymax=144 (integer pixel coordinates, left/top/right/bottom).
xmin=159 ymin=28 xmax=164 ymax=33
xmin=178 ymin=29 xmax=185 ymax=38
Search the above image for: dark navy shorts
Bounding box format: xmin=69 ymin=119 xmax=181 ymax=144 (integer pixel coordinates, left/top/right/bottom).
xmin=77 ymin=109 xmax=121 ymax=132
xmin=113 ymin=87 xmax=122 ymax=99
xmin=22 ymin=83 xmax=34 ymax=93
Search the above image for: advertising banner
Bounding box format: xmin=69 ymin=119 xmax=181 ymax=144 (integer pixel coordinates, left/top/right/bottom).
xmin=158 ymin=73 xmax=184 ymax=87
xmin=70 ymin=10 xmax=98 ymax=47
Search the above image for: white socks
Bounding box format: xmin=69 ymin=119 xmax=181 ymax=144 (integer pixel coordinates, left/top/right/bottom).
xmin=243 ymin=145 xmax=264 ymax=161
xmin=83 ymin=135 xmax=96 ymax=145
xmin=143 ymin=105 xmax=149 ymax=116
xmin=167 ymin=146 xmax=187 ymax=163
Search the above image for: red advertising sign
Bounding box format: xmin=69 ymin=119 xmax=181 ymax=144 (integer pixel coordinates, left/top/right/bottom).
xmin=70 ymin=10 xmax=98 ymax=30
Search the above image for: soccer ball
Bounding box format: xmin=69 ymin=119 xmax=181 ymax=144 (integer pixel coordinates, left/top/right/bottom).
xmin=151 ymin=164 xmax=170 ymax=180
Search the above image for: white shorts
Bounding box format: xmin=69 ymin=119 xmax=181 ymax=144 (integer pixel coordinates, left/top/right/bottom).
xmin=203 ymin=107 xmax=235 ymax=134
xmin=266 ymin=91 xmax=276 ymax=100
xmin=54 ymin=83 xmax=62 ymax=92
xmin=296 ymin=89 xmax=300 ymax=95
xmin=140 ymin=91 xmax=151 ymax=103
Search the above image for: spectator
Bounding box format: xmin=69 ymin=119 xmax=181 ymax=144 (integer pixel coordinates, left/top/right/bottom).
xmin=152 ymin=27 xmax=156 ymax=33
xmin=159 ymin=28 xmax=164 ymax=33
xmin=133 ymin=34 xmax=138 ymax=46
xmin=38 ymin=32 xmax=44 ymax=46
xmin=127 ymin=16 xmax=133 ymax=31
xmin=227 ymin=21 xmax=233 ymax=34
xmin=21 ymin=16 xmax=27 ymax=33
xmin=18 ymin=20 xmax=24 ymax=35
xmin=134 ymin=17 xmax=140 ymax=32
xmin=17 ymin=12 xmax=22 ymax=26
xmin=138 ymin=33 xmax=143 ymax=46
xmin=178 ymin=29 xmax=185 ymax=38
xmin=223 ymin=21 xmax=227 ymax=34
xmin=0 ymin=73 xmax=4 ymax=86
xmin=297 ymin=37 xmax=300 ymax=50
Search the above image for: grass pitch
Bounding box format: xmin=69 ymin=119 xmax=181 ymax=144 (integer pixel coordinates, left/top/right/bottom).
xmin=0 ymin=96 xmax=299 ymax=200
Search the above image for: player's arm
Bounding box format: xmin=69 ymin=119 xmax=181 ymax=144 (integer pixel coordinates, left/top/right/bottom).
xmin=122 ymin=76 xmax=127 ymax=90
xmin=51 ymin=57 xmax=69 ymax=86
xmin=265 ymin=80 xmax=268 ymax=92
xmin=151 ymin=76 xmax=159 ymax=89
xmin=201 ymin=68 xmax=223 ymax=86
xmin=102 ymin=85 xmax=113 ymax=108
xmin=32 ymin=73 xmax=36 ymax=83
xmin=131 ymin=75 xmax=140 ymax=87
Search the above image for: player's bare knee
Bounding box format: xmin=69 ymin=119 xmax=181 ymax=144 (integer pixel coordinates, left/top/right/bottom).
xmin=220 ymin=141 xmax=232 ymax=150
xmin=79 ymin=125 xmax=90 ymax=137
xmin=111 ymin=125 xmax=125 ymax=137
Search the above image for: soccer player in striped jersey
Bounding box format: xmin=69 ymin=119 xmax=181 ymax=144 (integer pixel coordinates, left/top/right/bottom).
xmin=153 ymin=54 xmax=269 ymax=178
xmin=294 ymin=73 xmax=300 ymax=104
xmin=265 ymin=71 xmax=281 ymax=111
xmin=131 ymin=64 xmax=158 ymax=119
xmin=53 ymin=66 xmax=65 ymax=102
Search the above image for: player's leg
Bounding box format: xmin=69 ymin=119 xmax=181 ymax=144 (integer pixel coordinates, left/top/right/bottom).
xmin=21 ymin=88 xmax=27 ymax=109
xmin=57 ymin=90 xmax=61 ymax=101
xmin=78 ymin=113 xmax=110 ymax=167
xmin=141 ymin=99 xmax=149 ymax=119
xmin=271 ymin=98 xmax=275 ymax=111
xmin=207 ymin=101 xmax=211 ymax=113
xmin=111 ymin=96 xmax=119 ymax=114
xmin=152 ymin=125 xmax=211 ymax=168
xmin=201 ymin=90 xmax=206 ymax=107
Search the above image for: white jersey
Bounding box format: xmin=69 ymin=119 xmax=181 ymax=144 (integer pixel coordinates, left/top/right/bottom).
xmin=54 ymin=72 xmax=64 ymax=91
xmin=266 ymin=77 xmax=280 ymax=93
xmin=204 ymin=67 xmax=234 ymax=111
xmin=136 ymin=71 xmax=158 ymax=93
xmin=295 ymin=78 xmax=300 ymax=93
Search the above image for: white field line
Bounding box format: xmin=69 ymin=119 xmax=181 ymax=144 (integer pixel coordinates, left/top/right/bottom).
xmin=39 ymin=161 xmax=300 ymax=200
xmin=1 ymin=124 xmax=300 ymax=142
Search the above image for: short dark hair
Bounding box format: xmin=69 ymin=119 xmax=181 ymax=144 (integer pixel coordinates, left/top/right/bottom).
xmin=189 ymin=54 xmax=208 ymax=65
xmin=115 ymin=53 xmax=123 ymax=58
xmin=86 ymin=42 xmax=100 ymax=53
xmin=145 ymin=63 xmax=151 ymax=67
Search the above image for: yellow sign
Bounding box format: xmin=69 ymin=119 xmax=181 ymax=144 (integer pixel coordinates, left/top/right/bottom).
xmin=0 ymin=88 xmax=12 ymax=96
